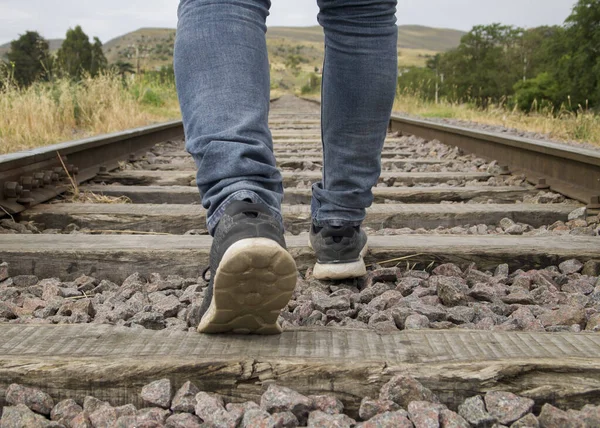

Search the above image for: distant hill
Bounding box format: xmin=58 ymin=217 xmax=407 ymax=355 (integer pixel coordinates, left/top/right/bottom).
xmin=1 ymin=25 xmax=464 ymax=66
xmin=267 ymin=25 xmax=465 ymax=52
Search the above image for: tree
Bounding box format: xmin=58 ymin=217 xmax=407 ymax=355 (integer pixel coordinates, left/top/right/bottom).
xmin=90 ymin=37 xmax=108 ymax=76
xmin=513 ymin=72 xmax=560 ymax=112
xmin=56 ymin=26 xmax=107 ymax=79
xmin=438 ymin=24 xmax=524 ymax=106
xmin=5 ymin=31 xmax=51 ymax=87
xmin=112 ymin=60 xmax=135 ymax=79
xmin=557 ymin=0 xmax=600 ymax=108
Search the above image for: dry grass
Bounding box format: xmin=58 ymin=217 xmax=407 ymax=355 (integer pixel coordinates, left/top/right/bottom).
xmin=394 ymin=95 xmax=600 ymax=146
xmin=54 ymin=152 xmax=132 ymax=204
xmin=0 ymin=71 xmax=180 ymax=155
xmin=62 ymin=190 xmax=132 ymax=204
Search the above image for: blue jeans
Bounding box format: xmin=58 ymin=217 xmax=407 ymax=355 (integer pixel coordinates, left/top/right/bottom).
xmin=174 ymin=0 xmax=398 ymax=235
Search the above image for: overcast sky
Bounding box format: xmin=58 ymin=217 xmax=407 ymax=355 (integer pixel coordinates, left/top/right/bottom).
xmin=1 ymin=0 xmax=577 ymax=45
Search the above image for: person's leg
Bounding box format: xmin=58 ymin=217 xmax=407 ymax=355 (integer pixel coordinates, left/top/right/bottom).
xmin=174 ymin=0 xmax=296 ymax=334
xmin=174 ymin=0 xmax=283 ymax=236
xmin=314 ymin=0 xmax=398 ymax=225
xmin=310 ymin=0 xmax=398 ymax=280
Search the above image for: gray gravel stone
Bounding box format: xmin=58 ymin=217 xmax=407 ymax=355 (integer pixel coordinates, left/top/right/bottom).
xmin=457 ymin=395 xmax=497 ymax=428
xmin=397 ymin=277 xmax=424 ymax=297
xmin=136 ymin=407 xmax=171 ymax=425
xmin=484 ymin=391 xmax=534 ymax=425
xmin=494 ymin=264 xmax=509 ymax=278
xmin=561 ymin=279 xmax=594 ymax=295
xmin=538 ymin=403 xmax=585 ymax=428
xmin=439 ymin=409 xmax=470 ymax=428
xmin=57 ymin=299 xmax=95 ymax=321
xmin=309 ymin=395 xmax=344 ymax=415
xmin=307 ymin=410 xmax=355 ymax=427
xmin=577 ymin=404 xmax=600 ymax=427
xmin=408 ymin=400 xmax=447 ymax=427
xmin=510 ymin=413 xmax=539 ymax=428
xmin=433 ymin=264 xmax=463 ymax=277
xmin=447 ymin=306 xmax=475 ymax=324
xmin=359 ymin=397 xmax=400 ymax=421
xmin=115 ymin=404 xmax=136 ymax=419
xmin=379 ymin=375 xmax=439 ymax=408
xmin=12 ymin=275 xmax=38 ymax=288
xmin=83 ymin=396 xmax=109 ymax=414
xmin=0 ymin=261 xmax=8 ymax=282
xmin=74 ymin=275 xmax=98 ymax=292
xmin=537 ymin=305 xmax=585 ymax=328
xmin=260 ymin=384 xmax=313 ymax=425
xmin=0 ymin=404 xmax=54 ymax=428
xmin=404 ymin=313 xmax=430 ymax=330
xmin=129 ymin=311 xmax=166 ymax=330
xmin=6 ymin=383 xmax=55 ymax=415
xmin=501 ymin=290 xmax=534 ymax=305
xmin=312 ymin=291 xmax=351 ymax=312
xmin=568 ymin=207 xmax=587 ymax=221
xmin=469 ymin=283 xmax=497 ymax=302
xmin=367 ymin=290 xmax=403 ymax=311
xmin=88 ymin=404 xmax=118 ymax=428
xmin=558 ymin=259 xmax=583 ymax=275
xmin=141 ymin=378 xmax=172 ymax=409
xmin=410 ymin=302 xmax=447 ymax=322
xmin=360 ymin=268 xmax=401 ymax=289
xmin=582 ymin=260 xmax=600 ymax=276
xmin=149 ymin=292 xmax=182 ymax=318
xmin=368 ymin=311 xmax=399 ymax=332
xmin=195 ymin=392 xmax=236 ymax=427
xmin=359 ymin=282 xmax=394 ymax=303
xmin=70 ymin=412 xmax=93 ymax=428
xmin=436 ymin=278 xmax=468 ymax=307
xmin=171 ymin=381 xmax=200 ymax=413
xmin=359 ymin=410 xmax=413 ymax=428
xmin=165 ymin=412 xmax=204 ymax=428
xmin=586 ymin=313 xmax=600 ymax=331
xmin=241 ymin=408 xmax=270 ymax=427
xmin=51 ymin=399 xmax=83 ymax=425
xmin=0 ymin=301 xmax=16 ymax=319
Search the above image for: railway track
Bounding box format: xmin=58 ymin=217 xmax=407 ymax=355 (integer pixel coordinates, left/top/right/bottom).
xmin=1 ymin=95 xmax=600 ymax=427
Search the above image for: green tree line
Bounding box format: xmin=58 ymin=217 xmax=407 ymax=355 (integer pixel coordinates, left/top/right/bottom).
xmin=398 ymin=0 xmax=600 ymax=112
xmin=2 ymin=25 xmax=109 ymax=87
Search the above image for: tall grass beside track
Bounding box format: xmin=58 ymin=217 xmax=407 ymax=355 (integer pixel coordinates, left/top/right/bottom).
xmin=0 ymin=71 xmax=180 ymax=155
xmin=393 ymin=92 xmax=600 ymax=147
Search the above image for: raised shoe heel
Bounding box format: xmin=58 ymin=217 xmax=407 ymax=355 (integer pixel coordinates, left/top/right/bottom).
xmin=197 ymin=238 xmax=297 ymax=334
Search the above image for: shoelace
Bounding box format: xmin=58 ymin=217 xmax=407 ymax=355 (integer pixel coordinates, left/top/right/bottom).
xmin=202 ymin=266 xmax=211 ymax=282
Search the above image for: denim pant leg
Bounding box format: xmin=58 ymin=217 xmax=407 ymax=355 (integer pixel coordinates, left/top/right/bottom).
xmin=174 ymin=0 xmax=284 ymax=236
xmin=313 ymin=0 xmax=399 ymax=227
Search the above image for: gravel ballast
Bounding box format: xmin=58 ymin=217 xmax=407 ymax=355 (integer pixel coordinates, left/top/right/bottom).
xmin=1 ymin=376 xmax=599 ymax=427
xmin=0 ymin=260 xmax=599 ymax=334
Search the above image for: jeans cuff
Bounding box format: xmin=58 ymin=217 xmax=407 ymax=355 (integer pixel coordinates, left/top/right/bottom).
xmin=206 ymin=190 xmax=283 ymax=236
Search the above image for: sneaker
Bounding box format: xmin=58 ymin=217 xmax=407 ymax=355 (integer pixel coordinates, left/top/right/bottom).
xmin=197 ymin=200 xmax=297 ymax=334
xmin=309 ymin=223 xmax=368 ymax=280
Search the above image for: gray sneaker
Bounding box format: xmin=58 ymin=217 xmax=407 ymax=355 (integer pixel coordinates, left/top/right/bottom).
xmin=309 ymin=223 xmax=368 ymax=280
xmin=198 ymin=200 xmax=297 ymax=334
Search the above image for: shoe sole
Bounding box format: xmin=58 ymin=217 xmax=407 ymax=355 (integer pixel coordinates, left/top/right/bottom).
xmin=197 ymin=238 xmax=297 ymax=335
xmin=309 ymin=238 xmax=369 ymax=281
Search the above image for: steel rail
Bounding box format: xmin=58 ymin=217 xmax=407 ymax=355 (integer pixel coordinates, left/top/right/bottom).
xmin=0 ymin=120 xmax=184 ymax=215
xmin=390 ymin=115 xmax=600 ymax=209
xmin=2 ymin=107 xmax=599 ymax=215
